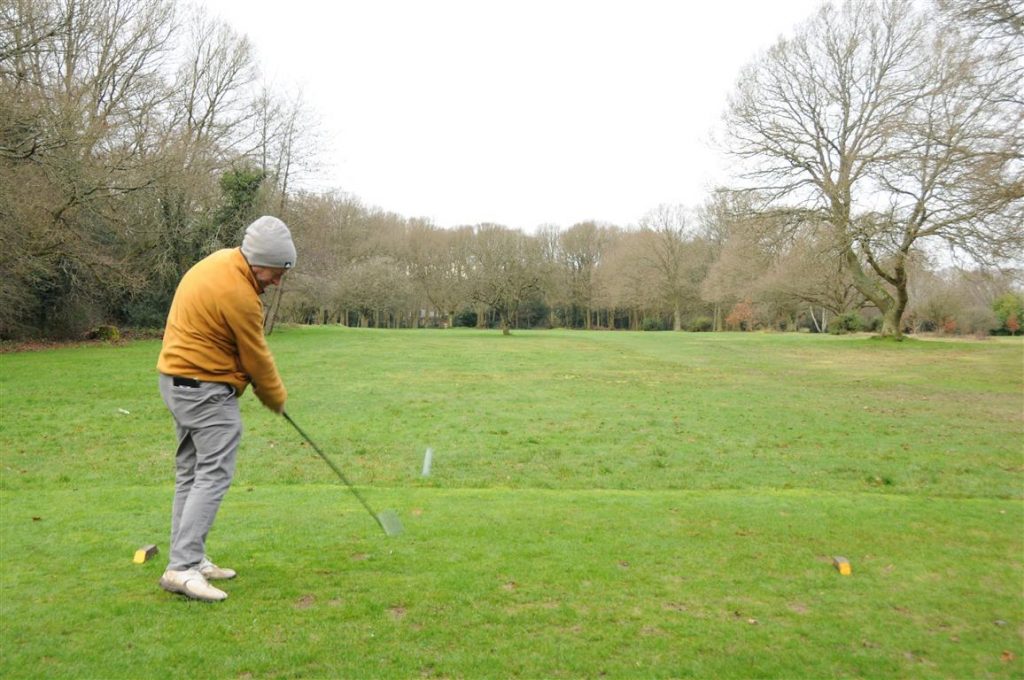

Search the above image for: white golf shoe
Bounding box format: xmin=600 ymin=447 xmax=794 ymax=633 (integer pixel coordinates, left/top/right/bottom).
xmin=199 ymin=556 xmax=236 ymax=580
xmin=159 ymin=568 xmax=228 ymax=602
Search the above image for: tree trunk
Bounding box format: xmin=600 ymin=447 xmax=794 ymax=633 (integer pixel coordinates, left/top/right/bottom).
xmin=880 ymin=280 xmax=909 ymax=338
xmin=263 ymin=281 xmax=285 ymax=336
xmin=843 ymin=244 xmax=904 ymax=339
xmin=809 ymin=306 xmax=826 ymax=333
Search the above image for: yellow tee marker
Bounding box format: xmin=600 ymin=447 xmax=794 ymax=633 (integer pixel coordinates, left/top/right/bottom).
xmin=833 ymin=556 xmax=852 ymax=575
xmin=133 ymin=544 xmax=159 ymax=564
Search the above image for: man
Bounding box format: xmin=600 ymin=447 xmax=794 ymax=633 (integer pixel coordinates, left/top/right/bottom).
xmin=156 ymin=215 xmax=296 ymax=602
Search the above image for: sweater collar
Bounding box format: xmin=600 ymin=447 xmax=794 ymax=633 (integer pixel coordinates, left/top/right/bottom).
xmin=233 ymin=248 xmax=262 ymax=294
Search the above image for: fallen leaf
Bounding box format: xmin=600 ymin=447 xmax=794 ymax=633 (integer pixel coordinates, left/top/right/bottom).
xmin=1001 ymin=651 xmax=1015 ymax=663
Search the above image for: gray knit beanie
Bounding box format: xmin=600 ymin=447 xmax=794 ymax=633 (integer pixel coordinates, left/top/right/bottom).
xmin=240 ymin=216 xmax=297 ymax=269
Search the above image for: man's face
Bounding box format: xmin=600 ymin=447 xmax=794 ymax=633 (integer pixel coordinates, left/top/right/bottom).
xmin=251 ymin=265 xmax=288 ymax=293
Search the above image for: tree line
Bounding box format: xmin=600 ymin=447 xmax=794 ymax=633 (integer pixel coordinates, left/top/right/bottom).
xmin=2 ymin=0 xmax=1021 ymax=341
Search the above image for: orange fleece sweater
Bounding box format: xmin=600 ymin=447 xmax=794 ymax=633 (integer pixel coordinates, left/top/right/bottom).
xmin=157 ymin=248 xmax=287 ymax=411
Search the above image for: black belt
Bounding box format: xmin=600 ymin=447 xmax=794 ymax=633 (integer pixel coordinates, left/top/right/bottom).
xmin=172 ymin=376 xmax=202 ymax=388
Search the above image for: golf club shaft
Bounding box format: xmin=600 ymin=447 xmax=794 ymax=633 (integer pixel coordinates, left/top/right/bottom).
xmin=282 ymin=411 xmax=386 ymax=532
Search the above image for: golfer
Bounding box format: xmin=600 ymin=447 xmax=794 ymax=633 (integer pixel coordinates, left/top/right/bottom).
xmin=155 ymin=216 xmax=296 ymax=602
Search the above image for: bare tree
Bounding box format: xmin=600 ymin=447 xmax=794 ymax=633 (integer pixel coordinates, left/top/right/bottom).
xmin=534 ymin=223 xmax=563 ymax=327
xmin=557 ymin=221 xmax=613 ymax=329
xmin=249 ymin=86 xmax=322 ymax=214
xmin=903 ymin=259 xmax=1024 ymax=335
xmin=596 ymin=230 xmax=656 ymax=330
xmin=0 ymin=0 xmax=177 ymax=336
xmin=701 ymin=192 xmax=867 ymax=332
xmin=724 ymin=0 xmax=1023 ymax=337
xmin=0 ymin=0 xmax=61 ymax=70
xmin=467 ymin=224 xmax=543 ymax=335
xmin=637 ymin=205 xmax=706 ymax=331
xmin=761 ymin=233 xmax=868 ymax=331
xmin=138 ymin=6 xmax=262 ymax=310
xmin=169 ymin=9 xmax=255 ymax=157
xmin=404 ymin=221 xmax=471 ymax=327
xmin=336 ymin=255 xmax=413 ymax=328
xmin=937 ymin=0 xmax=1023 ymax=45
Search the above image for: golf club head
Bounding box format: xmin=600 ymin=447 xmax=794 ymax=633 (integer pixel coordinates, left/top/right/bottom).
xmin=377 ymin=510 xmax=403 ymax=537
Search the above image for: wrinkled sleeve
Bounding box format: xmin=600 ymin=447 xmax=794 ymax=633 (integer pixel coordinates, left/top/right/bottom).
xmin=225 ymin=291 xmax=287 ymax=412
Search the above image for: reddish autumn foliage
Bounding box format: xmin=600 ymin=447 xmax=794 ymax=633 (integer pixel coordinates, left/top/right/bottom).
xmin=726 ymin=300 xmax=756 ymax=331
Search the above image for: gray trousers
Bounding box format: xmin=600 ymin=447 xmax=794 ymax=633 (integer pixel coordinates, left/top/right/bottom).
xmin=158 ymin=374 xmax=242 ymax=571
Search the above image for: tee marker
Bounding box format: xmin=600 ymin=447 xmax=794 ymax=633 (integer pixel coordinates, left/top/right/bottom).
xmin=832 ymin=556 xmax=852 ymax=575
xmin=133 ymin=544 xmax=159 ymax=564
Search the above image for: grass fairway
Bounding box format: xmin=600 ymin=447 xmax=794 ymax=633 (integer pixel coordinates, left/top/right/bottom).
xmin=1 ymin=327 xmax=1022 ymax=678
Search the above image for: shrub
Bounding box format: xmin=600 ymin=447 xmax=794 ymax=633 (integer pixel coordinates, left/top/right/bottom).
xmin=992 ymin=292 xmax=1024 ymax=335
xmin=725 ymin=300 xmax=755 ymax=331
xmin=641 ymin=317 xmax=666 ymax=331
xmin=453 ymin=309 xmax=478 ymax=328
xmin=87 ymin=325 xmax=121 ymax=342
xmin=688 ymin=317 xmax=713 ymax=332
xmin=829 ymin=313 xmax=862 ymax=334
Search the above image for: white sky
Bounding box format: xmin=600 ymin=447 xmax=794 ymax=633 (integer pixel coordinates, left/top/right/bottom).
xmin=196 ymin=0 xmax=825 ymax=231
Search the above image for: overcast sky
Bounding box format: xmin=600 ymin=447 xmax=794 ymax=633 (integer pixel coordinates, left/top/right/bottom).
xmin=196 ymin=0 xmax=826 ymax=231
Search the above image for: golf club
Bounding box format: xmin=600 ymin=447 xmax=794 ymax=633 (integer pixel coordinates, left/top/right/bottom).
xmin=282 ymin=411 xmax=403 ymax=537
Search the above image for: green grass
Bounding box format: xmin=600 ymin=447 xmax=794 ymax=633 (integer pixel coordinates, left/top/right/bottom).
xmin=2 ymin=327 xmax=1022 ymax=678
